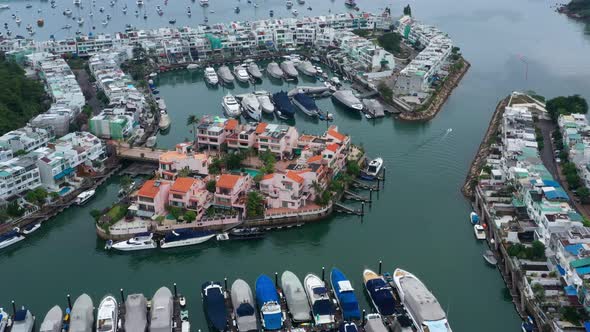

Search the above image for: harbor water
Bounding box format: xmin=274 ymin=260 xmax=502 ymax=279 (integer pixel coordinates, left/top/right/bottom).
xmin=2 ymin=0 xmax=590 ymax=331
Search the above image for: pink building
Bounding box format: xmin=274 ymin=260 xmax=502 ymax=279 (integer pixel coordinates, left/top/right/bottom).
xmin=168 ymin=177 xmax=210 ymax=219
xmin=259 ymin=169 xmax=321 ymax=209
xmin=137 ymin=179 xmax=171 ymax=218
xmin=197 ymin=117 xmax=229 ymax=150
xmin=159 ymin=142 xmax=209 ymax=180
xmin=214 ymin=173 xmax=251 ymax=208
xmin=227 ymin=122 xmax=257 ymax=151
xmin=256 ymin=123 xmax=299 ymax=159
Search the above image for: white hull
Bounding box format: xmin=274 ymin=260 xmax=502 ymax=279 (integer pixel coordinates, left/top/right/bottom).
xmin=112 ymin=240 xmax=157 ymax=251
xmin=159 ymin=113 xmax=171 ymax=130
xmin=160 ymin=234 xmax=215 ymax=248
xmin=22 ymin=223 xmax=41 ymax=235
xmin=76 ymin=190 xmax=96 ymax=205
xmin=304 ymin=274 xmax=334 ymax=325
xmin=0 ymin=235 xmax=25 ymax=249
xmin=474 ymin=225 xmax=486 ymax=240
xmin=97 ymin=296 xmax=117 ymax=332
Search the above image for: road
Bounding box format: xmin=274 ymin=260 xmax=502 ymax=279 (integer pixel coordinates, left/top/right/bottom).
xmin=73 ymin=68 xmax=102 ymax=115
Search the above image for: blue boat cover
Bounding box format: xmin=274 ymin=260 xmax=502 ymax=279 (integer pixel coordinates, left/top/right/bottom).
xmin=14 ymin=309 xmax=27 ymax=321
xmin=255 ymin=275 xmax=282 ymax=330
xmin=313 ymin=287 xmax=328 ymax=295
xmin=272 ymin=91 xmax=295 ymax=117
xmin=584 ymin=321 xmax=590 ymax=332
xmin=312 ymin=299 xmax=334 ymax=316
xmin=164 ymin=229 xmax=213 ymax=242
xmin=339 ymin=322 xmax=358 ymax=332
xmin=201 ymin=282 xmax=228 ymax=331
xmin=331 ymin=268 xmax=361 ymax=320
xmin=236 ymin=303 xmax=255 ymax=317
xmin=366 ymin=278 xmax=396 ymax=315
xmin=0 ymin=230 xmax=19 ymax=242
xmin=557 ymin=264 xmax=566 ymax=276
xmin=293 ymin=93 xmax=318 ymax=111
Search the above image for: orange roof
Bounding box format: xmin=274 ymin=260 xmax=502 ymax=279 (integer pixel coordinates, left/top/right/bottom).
xmin=326 ymin=143 xmax=339 ymax=153
xmin=293 ymin=168 xmax=312 ymax=174
xmin=286 ymin=171 xmax=304 ymax=184
xmin=307 ymin=155 xmax=323 ymax=163
xmin=170 ymin=177 xmax=196 ymax=193
xmin=255 ymin=122 xmax=268 ymax=134
xmin=216 ymin=174 xmax=242 ymax=189
xmin=225 ymin=119 xmax=238 ymax=131
xmin=138 ymin=180 xmax=163 ymax=198
xmin=328 ymin=128 xmax=346 ymax=142
xmin=263 ymin=174 xmax=274 ymax=180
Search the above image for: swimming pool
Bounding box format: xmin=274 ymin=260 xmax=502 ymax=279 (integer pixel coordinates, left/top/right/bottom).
xmin=58 ymin=187 xmax=72 ymax=196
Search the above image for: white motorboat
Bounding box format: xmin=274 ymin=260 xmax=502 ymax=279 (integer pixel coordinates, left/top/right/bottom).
xmin=70 ymin=294 xmax=94 ymax=332
xmin=393 ymin=269 xmax=452 ymax=332
xmin=111 ymin=233 xmax=157 ymax=251
xmin=483 ymin=250 xmax=497 ymax=265
xmin=76 ymin=189 xmax=95 ymax=205
xmin=150 ymin=288 xmax=173 ymax=332
xmin=1 ymin=307 xmax=10 ymax=332
xmin=222 ymin=94 xmax=242 ymax=118
xmin=0 ymin=228 xmax=25 ymax=250
xmin=361 ymin=157 xmax=383 ymax=180
xmin=474 ymin=224 xmax=486 ymax=240
xmin=11 ymin=308 xmax=35 ymax=332
xmin=304 ymin=274 xmax=334 ymax=325
xmin=200 ymin=0 xmax=209 ymax=6
xmin=217 ymin=66 xmax=235 ymax=84
xmin=233 ymin=65 xmax=250 ymax=83
xmin=159 ymin=111 xmax=171 ymax=130
xmin=292 ymin=9 xmax=298 ymax=16
xmin=40 ymin=306 xmax=62 ymax=332
xmin=77 ymin=17 xmax=84 ymax=25
xmin=286 ymin=0 xmax=293 ymax=8
xmin=73 ymin=0 xmax=81 ymax=5
xmin=204 ymin=67 xmax=219 ymax=85
xmin=21 ymin=223 xmax=41 ymax=235
xmin=145 ymin=136 xmax=157 ymax=148
xmin=246 ymin=62 xmax=263 ymax=80
xmin=186 ymin=63 xmax=199 ymax=71
xmin=136 ymin=0 xmax=144 ymax=5
xmin=96 ymin=296 xmax=117 ymax=332
xmin=0 ymin=5 xmax=10 ymax=9
xmin=266 ymin=62 xmax=284 ymax=79
xmin=332 ymin=90 xmax=363 ymax=111
xmin=15 ymin=17 xmax=22 ymax=25
xmin=254 ymin=91 xmax=275 ymax=114
xmin=241 ymin=94 xmax=262 ymax=121
xmin=280 ymin=60 xmax=298 ymax=79
xmin=296 ymin=60 xmax=317 ymax=77
xmin=159 ymin=229 xmax=215 ymax=249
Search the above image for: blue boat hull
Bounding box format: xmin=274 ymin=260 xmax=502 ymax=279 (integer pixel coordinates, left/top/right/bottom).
xmin=330 ymin=268 xmax=361 ymax=320
xmin=201 ymin=282 xmax=228 ymax=332
xmin=255 ymin=275 xmax=283 ymax=330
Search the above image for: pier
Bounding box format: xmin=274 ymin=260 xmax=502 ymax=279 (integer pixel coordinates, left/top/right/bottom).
xmin=343 ymin=190 xmax=370 ymax=202
xmin=334 ymin=202 xmax=364 ymax=216
xmin=351 ymin=179 xmax=379 ymax=191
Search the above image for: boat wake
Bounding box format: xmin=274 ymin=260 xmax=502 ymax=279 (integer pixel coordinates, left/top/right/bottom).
xmin=395 ymin=128 xmax=453 ymax=158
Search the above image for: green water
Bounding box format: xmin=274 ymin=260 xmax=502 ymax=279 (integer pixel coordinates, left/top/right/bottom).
xmin=2 ymin=0 xmax=590 ymax=331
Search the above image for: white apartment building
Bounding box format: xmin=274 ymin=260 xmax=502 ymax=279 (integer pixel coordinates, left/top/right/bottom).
xmin=0 ymin=156 xmax=42 ymax=199
xmin=0 ymin=126 xmax=54 ymax=153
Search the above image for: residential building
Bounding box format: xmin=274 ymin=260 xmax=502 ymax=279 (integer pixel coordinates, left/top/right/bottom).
xmin=259 ymin=170 xmax=318 ymax=209
xmin=89 ymin=110 xmax=134 ymax=139
xmin=0 ymin=126 xmax=54 ymax=153
xmin=256 ymin=123 xmax=299 ymax=159
xmin=168 ymin=177 xmax=210 ymax=219
xmin=214 ymin=173 xmax=251 ymax=209
xmin=136 ymin=180 xmax=171 ymax=218
xmin=0 ymin=156 xmax=42 ymax=199
xmin=34 ymin=147 xmax=76 ymax=191
xmin=159 ymin=143 xmax=209 ymax=180
xmin=197 ymin=117 xmax=229 ymax=150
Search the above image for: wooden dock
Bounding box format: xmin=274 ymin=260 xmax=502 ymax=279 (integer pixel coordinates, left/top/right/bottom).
xmin=334 ymin=202 xmax=364 ymax=216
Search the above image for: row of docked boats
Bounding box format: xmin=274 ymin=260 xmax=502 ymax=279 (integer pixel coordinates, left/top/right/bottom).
xmin=1 ymin=287 xmax=188 ymax=332
xmin=200 ymin=267 xmax=451 ymax=332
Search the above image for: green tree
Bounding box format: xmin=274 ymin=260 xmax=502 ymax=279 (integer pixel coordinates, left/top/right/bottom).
xmin=530 ymin=240 xmax=546 ymax=260
xmin=377 ymin=33 xmax=402 ymax=55
xmin=90 ymin=209 xmax=102 ymax=221
xmin=25 ymin=188 xmax=48 ymax=206
xmin=186 ymin=115 xmax=200 ymax=142
xmin=208 ymin=157 xmax=223 ymax=175
xmin=184 ymin=210 xmax=197 ymax=223
xmin=206 ymin=180 xmax=217 ymax=193
xmin=6 ymin=201 xmax=24 ymax=217
xmin=346 ymin=160 xmax=361 ymax=177
xmin=403 ymin=4 xmax=412 ymax=16
xmin=532 ymin=283 xmax=545 ymax=302
xmin=546 ymin=95 xmax=588 ymax=122
xmin=246 ymin=191 xmax=265 ymax=218
xmin=377 ymin=82 xmax=393 ymax=103
xmin=178 ymin=168 xmax=191 ymax=177
xmin=259 ymin=150 xmax=276 ymax=174
xmin=168 ymin=206 xmax=182 ymax=220
xmin=120 ymin=175 xmax=133 ymax=191
xmin=578 ymin=186 xmax=590 ymax=204
xmin=224 ymin=152 xmax=244 ymax=170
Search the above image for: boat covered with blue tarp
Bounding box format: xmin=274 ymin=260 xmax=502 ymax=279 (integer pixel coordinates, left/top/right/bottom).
xmin=255 ymin=275 xmax=283 ymax=330
xmin=202 ymin=282 xmax=228 ymax=332
xmin=330 ymin=268 xmax=360 ymax=320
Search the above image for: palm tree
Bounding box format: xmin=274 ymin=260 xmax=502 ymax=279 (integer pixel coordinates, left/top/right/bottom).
xmin=311 ymin=180 xmax=323 ymax=197
xmin=186 ymin=115 xmax=200 ymax=145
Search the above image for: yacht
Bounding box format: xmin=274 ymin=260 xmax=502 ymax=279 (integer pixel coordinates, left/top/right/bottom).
xmin=296 ymin=60 xmax=317 ymax=76
xmin=255 ymin=275 xmax=284 ymax=330
xmin=124 ymin=294 xmax=148 ymax=332
xmin=70 ymin=294 xmax=94 ymax=332
xmin=201 ymin=282 xmax=228 ymax=332
xmin=272 ymin=91 xmax=296 ymax=119
xmin=241 ymin=94 xmax=262 ymax=122
xmin=10 ymin=308 xmax=35 ymax=332
xmin=330 ymin=268 xmax=361 ymax=320
xmin=266 ymin=62 xmax=284 ymax=79
xmin=292 ymin=92 xmax=319 ymax=117
xmin=469 ymin=212 xmax=479 ymax=224
xmin=21 ymin=223 xmax=41 ymax=235
xmin=280 ymin=60 xmax=298 ymax=79
xmin=363 ymin=269 xmax=395 ymax=316
xmin=77 ymin=17 xmax=84 ymax=25
xmin=96 ymin=296 xmax=117 ymax=332
xmin=217 ymin=66 xmax=235 ymax=85
xmin=73 ymin=0 xmax=81 ymax=5
xmin=332 ymin=90 xmax=363 ymax=111
xmin=0 ymin=5 xmax=10 ymax=9
xmin=205 ymin=67 xmax=219 ymax=85
xmin=474 ymin=224 xmax=486 ymax=240
xmin=246 ymin=62 xmax=263 ymax=80
xmin=286 ymin=1 xmax=293 ymax=8
xmin=231 ymin=279 xmax=258 ymax=332
xmin=15 ymin=17 xmax=22 ymax=25
xmin=76 ymin=189 xmax=95 ymax=205
xmin=361 ymin=157 xmax=383 ymax=180
xmin=159 ymin=229 xmax=215 ymax=249
xmin=234 ymin=65 xmax=250 ymax=83
xmin=200 ymin=0 xmax=209 ymax=6
xmin=0 ymin=228 xmax=25 ymax=250
xmin=111 ymin=233 xmax=157 ymax=251
xmin=1 ymin=307 xmax=10 ymax=332
xmin=186 ymin=63 xmax=199 ymax=71
xmin=304 ymin=274 xmax=335 ymax=325
xmin=393 ymin=269 xmax=452 ymax=332
xmin=150 ymin=288 xmax=173 ymax=332
xmin=136 ymin=0 xmax=144 ymax=5
xmin=159 ymin=111 xmax=171 ymax=130
xmin=39 ymin=306 xmax=62 ymax=332
xmin=254 ymin=91 xmax=275 ymax=114
xmin=222 ymin=94 xmax=242 ymax=118
xmin=281 ymin=271 xmax=311 ymax=323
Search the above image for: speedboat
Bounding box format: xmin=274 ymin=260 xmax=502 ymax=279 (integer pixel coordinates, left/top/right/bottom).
xmin=292 ymin=9 xmax=298 ymax=16
xmin=483 ymin=250 xmax=497 ymax=266
xmin=15 ymin=17 xmax=22 ymax=25
xmin=297 ymin=61 xmax=317 ymax=77
xmin=266 ymin=62 xmax=284 ymax=79
xmin=10 ymin=308 xmax=35 ymax=332
xmin=70 ymin=294 xmax=94 ymax=332
xmin=286 ymin=0 xmax=293 ymax=8
xmin=0 ymin=307 xmax=9 ymax=332
xmin=363 ymin=269 xmax=396 ymax=316
xmin=40 ymin=306 xmax=62 ymax=332
xmin=73 ymin=0 xmax=81 ymax=5
xmin=332 ymin=90 xmax=363 ymax=111
xmin=304 ymin=274 xmax=335 ymax=325
xmin=246 ymin=62 xmax=263 ymax=80
xmin=76 ymin=189 xmax=95 ymax=205
xmin=217 ymin=66 xmax=235 ymax=85
xmin=345 ymin=0 xmax=356 ymax=7
xmin=255 ymin=275 xmax=283 ymax=330
xmin=235 ymin=6 xmax=240 ymax=13
xmin=281 ymin=271 xmax=311 ymax=323
xmin=96 ymin=296 xmax=117 ymax=332
xmin=22 ymin=223 xmax=41 ymax=235
xmin=292 ymin=92 xmax=319 ymax=117
xmin=361 ymin=157 xmax=383 ymax=180
xmin=469 ymin=212 xmax=479 ymax=225
xmin=241 ymin=94 xmax=262 ymax=122
xmin=0 ymin=228 xmax=25 ymax=250
xmin=125 ymin=294 xmax=148 ymax=332
xmin=253 ymin=91 xmax=275 ymax=114
xmin=136 ymin=0 xmax=144 ymax=5
xmin=393 ymin=269 xmax=452 ymax=332
xmin=330 ymin=268 xmax=361 ymax=320
xmin=159 ymin=111 xmax=171 ymax=130
xmin=111 ymin=233 xmax=157 ymax=251
xmin=0 ymin=5 xmax=9 ymax=9
xmin=159 ymin=229 xmax=215 ymax=248
xmin=233 ymin=65 xmax=250 ymax=83
xmin=272 ymin=91 xmax=295 ymax=119
xmin=280 ymin=61 xmax=298 ymax=79
xmin=201 ymin=282 xmax=228 ymax=332
xmin=150 ymin=287 xmax=173 ymax=332
xmin=365 ymin=314 xmax=391 ymax=332
xmin=200 ymin=0 xmax=209 ymax=6
xmin=204 ymin=67 xmax=219 ymax=85
xmin=222 ymin=94 xmax=242 ymax=118
xmin=77 ymin=17 xmax=84 ymax=25
xmin=474 ymin=224 xmax=486 ymax=240
xmin=231 ymin=279 xmax=258 ymax=332
xmin=186 ymin=64 xmax=199 ymax=71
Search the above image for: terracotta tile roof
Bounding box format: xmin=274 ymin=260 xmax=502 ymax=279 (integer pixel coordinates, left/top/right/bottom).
xmin=328 ymin=128 xmax=346 ymax=142
xmin=286 ymin=171 xmax=304 ymax=184
xmin=326 ymin=143 xmax=339 ymax=153
xmin=255 ymin=122 xmax=268 ymax=134
xmin=216 ymin=174 xmax=242 ymax=189
xmin=171 ymin=177 xmax=196 ymax=193
xmin=138 ymin=180 xmax=163 ymax=198
xmin=263 ymin=174 xmax=274 ymax=180
xmin=225 ymin=119 xmax=238 ymax=131
xmin=307 ymin=155 xmax=323 ymax=163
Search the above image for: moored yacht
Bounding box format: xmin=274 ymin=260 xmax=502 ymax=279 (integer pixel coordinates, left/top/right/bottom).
xmin=222 ymin=94 xmax=242 ymax=118
xmin=281 ymin=271 xmax=311 ymax=323
xmin=296 ymin=60 xmax=317 ymax=77
xmin=234 ymin=65 xmax=250 ymax=83
xmin=292 ymin=92 xmax=319 ymax=117
xmin=361 ymin=157 xmax=383 ymax=180
xmin=256 ymin=275 xmax=283 ymax=330
xmin=280 ymin=60 xmax=298 ymax=79
xmin=332 ymin=90 xmax=363 ymax=111
xmin=22 ymin=223 xmax=41 ymax=235
xmin=272 ymin=91 xmax=295 ymax=119
xmin=200 ymin=0 xmax=209 ymax=6
xmin=363 ymin=269 xmax=395 ymax=316
xmin=159 ymin=111 xmax=171 ymax=130
xmin=304 ymin=274 xmax=335 ymax=325
xmin=217 ymin=66 xmax=235 ymax=85
xmin=0 ymin=228 xmax=25 ymax=250
xmin=246 ymin=62 xmax=263 ymax=80
xmin=205 ymin=67 xmax=219 ymax=85
xmin=159 ymin=229 xmax=215 ymax=249
xmin=201 ymin=282 xmax=228 ymax=332
xmin=111 ymin=233 xmax=157 ymax=251
xmin=253 ymin=91 xmax=275 ymax=114
xmin=474 ymin=224 xmax=486 ymax=240
xmin=231 ymin=279 xmax=258 ymax=332
xmin=150 ymin=287 xmax=173 ymax=332
xmin=40 ymin=305 xmax=62 ymax=332
xmin=266 ymin=62 xmax=284 ymax=79
xmin=469 ymin=212 xmax=479 ymax=225
xmin=76 ymin=189 xmax=95 ymax=205
xmin=70 ymin=294 xmax=94 ymax=332
xmin=10 ymin=308 xmax=35 ymax=332
xmin=393 ymin=269 xmax=452 ymax=332
xmin=241 ymin=94 xmax=262 ymax=122
xmin=96 ymin=295 xmax=117 ymax=332
xmin=124 ymin=294 xmax=148 ymax=332
xmin=330 ymin=268 xmax=360 ymax=320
